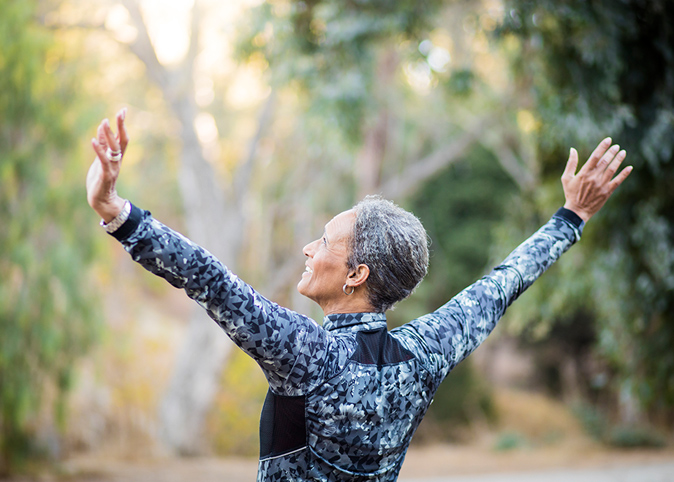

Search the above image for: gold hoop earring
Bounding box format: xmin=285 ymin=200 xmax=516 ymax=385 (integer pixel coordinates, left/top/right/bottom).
xmin=342 ymin=283 xmax=355 ymax=295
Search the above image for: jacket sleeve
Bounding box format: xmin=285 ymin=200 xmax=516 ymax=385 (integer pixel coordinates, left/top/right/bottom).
xmin=394 ymin=208 xmax=584 ymax=382
xmin=109 ymin=205 xmax=339 ymax=394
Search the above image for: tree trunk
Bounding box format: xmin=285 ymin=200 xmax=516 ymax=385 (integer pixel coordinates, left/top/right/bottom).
xmin=157 ymin=93 xmax=241 ymax=455
xmin=355 ymin=48 xmax=397 ymax=198
xmin=119 ymin=0 xmax=249 ymax=454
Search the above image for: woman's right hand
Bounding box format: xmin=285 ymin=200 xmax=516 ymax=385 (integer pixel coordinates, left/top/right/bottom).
xmin=86 ymin=108 xmax=129 ymax=222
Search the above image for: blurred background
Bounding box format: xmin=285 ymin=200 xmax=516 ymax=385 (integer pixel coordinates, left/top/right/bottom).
xmin=1 ymin=0 xmax=673 ymax=478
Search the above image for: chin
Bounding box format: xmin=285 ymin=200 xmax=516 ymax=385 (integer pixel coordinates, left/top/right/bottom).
xmin=296 ymin=281 xmax=309 ymax=298
xmin=296 ymin=284 xmax=317 ymax=305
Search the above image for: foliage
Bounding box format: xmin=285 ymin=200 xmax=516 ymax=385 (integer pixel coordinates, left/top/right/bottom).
xmin=574 ymin=403 xmax=667 ymax=448
xmin=572 ymin=403 xmax=608 ymax=442
xmin=496 ymin=0 xmax=674 ymax=418
xmin=606 ymin=424 xmax=667 ymax=449
xmin=404 ymin=145 xmax=519 ymax=316
xmin=235 ymin=0 xmax=443 ymax=143
xmin=493 ymin=431 xmax=529 ymax=451
xmin=0 ymin=0 xmax=101 ymax=471
xmin=207 ymin=350 xmax=268 ymax=456
xmin=394 ymin=145 xmax=516 ymax=433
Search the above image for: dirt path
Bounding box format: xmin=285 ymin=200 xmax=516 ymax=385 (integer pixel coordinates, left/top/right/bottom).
xmin=398 ymin=445 xmax=674 ymax=481
xmin=402 ymin=462 xmax=674 ymax=482
xmin=28 ymin=444 xmax=672 ymax=482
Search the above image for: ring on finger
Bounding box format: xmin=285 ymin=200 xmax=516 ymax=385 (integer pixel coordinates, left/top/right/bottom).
xmin=106 ymin=147 xmax=122 ymax=162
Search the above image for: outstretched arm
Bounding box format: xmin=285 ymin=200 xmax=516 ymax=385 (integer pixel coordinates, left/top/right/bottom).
xmin=85 ymin=111 xmax=340 ymax=394
xmin=397 ymin=138 xmax=632 ymax=378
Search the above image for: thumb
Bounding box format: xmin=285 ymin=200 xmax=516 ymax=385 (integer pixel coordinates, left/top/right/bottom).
xmin=562 ymin=147 xmax=578 ymax=181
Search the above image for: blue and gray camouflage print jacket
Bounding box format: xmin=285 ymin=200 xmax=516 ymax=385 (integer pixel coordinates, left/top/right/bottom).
xmin=110 ymin=205 xmax=584 ymax=481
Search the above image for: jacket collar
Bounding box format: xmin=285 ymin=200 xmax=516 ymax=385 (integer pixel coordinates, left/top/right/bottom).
xmin=322 ymin=312 xmax=387 ymax=333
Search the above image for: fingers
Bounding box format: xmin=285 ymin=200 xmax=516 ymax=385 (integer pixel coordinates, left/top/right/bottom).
xmin=597 ymin=144 xmax=620 ymax=172
xmin=92 ymin=108 xmax=128 ymax=166
xmin=602 ymin=149 xmax=627 ymax=181
xmin=103 ymin=118 xmax=121 ymax=152
xmin=92 ymin=136 xmax=108 ymax=164
xmin=97 ymin=122 xmax=108 ymax=151
xmin=116 ymin=108 xmax=129 ymax=153
xmin=609 ymin=165 xmax=633 ymax=190
xmin=583 ymin=137 xmax=612 ymax=172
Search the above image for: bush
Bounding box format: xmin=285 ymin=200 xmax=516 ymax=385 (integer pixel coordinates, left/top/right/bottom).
xmin=573 ymin=403 xmax=667 ymax=448
xmin=607 ymin=425 xmax=667 ymax=449
xmin=493 ymin=431 xmax=529 ymax=451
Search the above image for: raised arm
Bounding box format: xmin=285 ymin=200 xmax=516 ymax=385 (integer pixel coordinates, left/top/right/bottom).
xmin=85 ymin=112 xmax=340 ymax=395
xmin=112 ymin=207 xmax=339 ymax=393
xmin=395 ymin=138 xmax=632 ymax=379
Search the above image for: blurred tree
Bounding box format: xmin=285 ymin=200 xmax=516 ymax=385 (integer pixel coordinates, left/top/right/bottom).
xmin=115 ymin=0 xmax=244 ymax=454
xmin=56 ymin=0 xmax=275 ymax=454
xmin=409 ymin=145 xmax=519 ymax=315
xmin=0 ymin=0 xmax=101 ymax=472
xmin=407 ymin=145 xmax=517 ymax=436
xmin=496 ymin=0 xmax=674 ymax=423
xmin=235 ymin=0 xmax=505 ymax=202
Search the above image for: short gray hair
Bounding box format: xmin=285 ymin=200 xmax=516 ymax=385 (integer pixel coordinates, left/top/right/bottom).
xmin=348 ymin=195 xmax=429 ymax=312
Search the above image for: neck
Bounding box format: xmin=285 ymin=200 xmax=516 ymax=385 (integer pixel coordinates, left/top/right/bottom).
xmin=321 ymin=294 xmax=375 ymax=316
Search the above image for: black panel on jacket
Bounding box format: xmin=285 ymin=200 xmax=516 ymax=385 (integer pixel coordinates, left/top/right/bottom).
xmin=259 ymin=389 xmax=307 ymax=458
xmin=351 ymin=328 xmax=415 ymax=366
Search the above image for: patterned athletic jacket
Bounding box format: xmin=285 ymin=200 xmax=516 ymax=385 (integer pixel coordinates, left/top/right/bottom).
xmin=110 ymin=205 xmax=584 ymax=481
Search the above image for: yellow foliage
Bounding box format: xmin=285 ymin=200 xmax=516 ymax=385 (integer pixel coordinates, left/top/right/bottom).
xmin=207 ymin=349 xmax=268 ymax=456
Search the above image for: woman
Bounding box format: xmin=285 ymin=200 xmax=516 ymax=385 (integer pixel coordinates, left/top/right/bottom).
xmin=87 ymin=110 xmax=631 ymax=481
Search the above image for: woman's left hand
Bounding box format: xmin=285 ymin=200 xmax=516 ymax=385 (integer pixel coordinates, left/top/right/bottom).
xmin=561 ymin=137 xmax=632 ymax=222
xmin=86 ymin=108 xmax=129 ymax=222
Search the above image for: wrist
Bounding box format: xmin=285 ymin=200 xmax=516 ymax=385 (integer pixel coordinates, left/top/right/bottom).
xmin=562 ymin=202 xmax=590 ymax=222
xmin=100 ymin=199 xmax=131 ymax=233
xmin=96 ymin=196 xmax=126 ymax=223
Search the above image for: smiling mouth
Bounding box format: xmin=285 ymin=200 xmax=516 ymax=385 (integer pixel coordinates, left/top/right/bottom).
xmin=305 ymin=266 xmax=313 ymax=274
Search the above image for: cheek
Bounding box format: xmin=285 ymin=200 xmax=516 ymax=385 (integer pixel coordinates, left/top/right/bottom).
xmin=315 ymin=256 xmax=345 ymax=282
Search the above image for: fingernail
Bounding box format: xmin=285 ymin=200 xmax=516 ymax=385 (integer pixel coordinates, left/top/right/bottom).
xmin=103 ymin=118 xmax=109 ymax=127
xmin=604 ymin=137 xmax=612 ymax=144
xmin=121 ymin=108 xmax=126 ymax=120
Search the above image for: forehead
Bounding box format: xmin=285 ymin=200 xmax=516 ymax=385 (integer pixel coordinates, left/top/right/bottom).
xmin=325 ymin=209 xmax=356 ymax=241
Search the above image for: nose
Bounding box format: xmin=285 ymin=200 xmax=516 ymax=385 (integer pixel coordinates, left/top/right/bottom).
xmin=303 ymin=239 xmax=318 ymax=257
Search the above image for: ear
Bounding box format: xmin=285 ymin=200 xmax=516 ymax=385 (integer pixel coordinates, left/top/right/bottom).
xmin=346 ymin=264 xmax=370 ymax=288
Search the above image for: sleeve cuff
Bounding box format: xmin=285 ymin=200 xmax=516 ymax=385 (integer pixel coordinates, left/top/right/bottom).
xmin=109 ymin=203 xmax=143 ymax=241
xmin=554 ymin=207 xmax=585 ymax=237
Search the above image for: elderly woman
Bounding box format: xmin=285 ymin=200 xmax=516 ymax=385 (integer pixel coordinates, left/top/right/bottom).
xmin=87 ymin=110 xmax=631 ymax=481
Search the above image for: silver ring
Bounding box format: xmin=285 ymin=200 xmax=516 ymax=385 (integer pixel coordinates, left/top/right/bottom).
xmin=106 ymin=147 xmax=122 ymax=162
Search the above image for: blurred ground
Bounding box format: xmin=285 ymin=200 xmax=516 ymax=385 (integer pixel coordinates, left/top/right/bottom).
xmin=8 ymin=443 xmax=672 ymax=482
xmin=8 ymin=380 xmax=673 ymax=481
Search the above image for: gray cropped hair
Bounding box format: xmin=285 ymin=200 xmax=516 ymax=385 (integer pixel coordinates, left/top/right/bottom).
xmin=348 ymin=195 xmax=429 ymax=312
